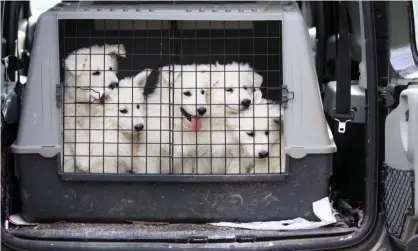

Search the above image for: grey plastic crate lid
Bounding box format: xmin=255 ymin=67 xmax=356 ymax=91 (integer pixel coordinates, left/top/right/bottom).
xmin=51 ymin=1 xmax=294 ymax=20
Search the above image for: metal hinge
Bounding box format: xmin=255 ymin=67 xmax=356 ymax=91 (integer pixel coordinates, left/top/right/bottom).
xmin=56 ymin=83 xmax=63 ymax=107
xmin=281 ymin=85 xmax=294 ymax=108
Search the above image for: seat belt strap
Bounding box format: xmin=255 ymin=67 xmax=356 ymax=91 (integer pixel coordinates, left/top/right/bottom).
xmin=331 ymin=1 xmax=355 ymax=133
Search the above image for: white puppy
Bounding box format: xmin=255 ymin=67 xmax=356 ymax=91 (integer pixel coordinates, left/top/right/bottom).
xmin=226 ymin=91 xmax=285 ymax=174
xmin=250 ymin=98 xmax=285 ymax=174
xmin=98 ymin=70 xmax=151 ymax=174
xmin=146 ymin=64 xmax=210 ymax=174
xmin=63 ymin=70 xmax=150 ymax=174
xmin=207 ymin=61 xmax=263 ymax=115
xmin=194 ymin=62 xmax=263 ymax=174
xmin=64 ymin=44 xmax=126 ymax=103
xmin=195 ymin=120 xmax=240 ymax=174
xmin=62 ymin=44 xmax=126 ymax=173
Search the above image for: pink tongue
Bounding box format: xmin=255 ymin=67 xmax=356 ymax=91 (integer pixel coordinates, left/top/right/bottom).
xmin=191 ymin=117 xmax=202 ymax=131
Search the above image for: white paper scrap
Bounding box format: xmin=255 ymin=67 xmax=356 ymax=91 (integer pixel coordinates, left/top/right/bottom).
xmin=9 ymin=214 xmax=38 ymax=226
xmin=209 ymin=197 xmax=337 ymax=231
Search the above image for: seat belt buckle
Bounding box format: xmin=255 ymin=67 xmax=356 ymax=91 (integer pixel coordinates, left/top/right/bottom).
xmin=335 ymin=118 xmax=350 ymax=134
xmin=331 ymin=109 xmax=356 ymax=134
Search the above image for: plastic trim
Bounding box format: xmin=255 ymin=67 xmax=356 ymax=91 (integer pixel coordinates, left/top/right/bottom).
xmin=59 ymin=173 xmax=288 ymax=182
xmin=0 ymin=214 xmax=388 ymax=251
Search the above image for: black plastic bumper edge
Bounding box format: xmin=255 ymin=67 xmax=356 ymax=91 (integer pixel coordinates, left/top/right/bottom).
xmin=1 ymin=214 xmax=389 ymax=251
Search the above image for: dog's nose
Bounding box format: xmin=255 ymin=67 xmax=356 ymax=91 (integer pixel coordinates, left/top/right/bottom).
xmin=197 ymin=107 xmax=207 ymax=116
xmin=258 ymin=151 xmax=269 ymax=159
xmin=241 ymin=99 xmax=251 ymax=107
xmin=134 ymin=124 xmax=144 ymax=132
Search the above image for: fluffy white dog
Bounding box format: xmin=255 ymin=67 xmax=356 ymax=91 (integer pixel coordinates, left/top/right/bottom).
xmin=250 ymin=98 xmax=285 ymax=174
xmin=195 ymin=121 xmax=240 ymax=174
xmin=226 ymin=91 xmax=285 ymax=174
xmin=146 ymin=64 xmax=210 ymax=174
xmin=64 ymin=44 xmax=126 ymax=103
xmin=63 ymin=44 xmax=126 ymax=173
xmin=207 ymin=61 xmax=263 ymax=115
xmin=63 ymin=69 xmax=150 ymax=174
xmin=97 ymin=69 xmax=151 ymax=174
xmin=194 ymin=62 xmax=264 ymax=174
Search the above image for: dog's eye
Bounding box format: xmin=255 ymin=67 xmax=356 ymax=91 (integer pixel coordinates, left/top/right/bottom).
xmin=109 ymin=67 xmax=113 ymax=71
xmin=108 ymin=83 xmax=118 ymax=90
xmin=92 ymin=71 xmax=100 ymax=76
xmin=243 ymin=86 xmax=248 ymax=90
xmin=253 ymin=88 xmax=256 ymax=92
xmin=201 ymin=90 xmax=205 ymax=95
xmin=183 ymin=91 xmax=192 ymax=97
xmin=265 ymin=131 xmax=270 ymax=136
xmin=119 ymin=109 xmax=128 ymax=114
xmin=136 ymin=104 xmax=140 ymax=109
xmin=226 ymin=88 xmax=233 ymax=93
xmin=247 ymin=131 xmax=255 ymax=137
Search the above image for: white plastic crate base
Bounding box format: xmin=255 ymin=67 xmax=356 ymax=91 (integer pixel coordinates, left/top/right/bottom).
xmin=384 ymin=84 xmax=418 ymax=240
xmin=11 ymin=1 xmax=336 ymax=223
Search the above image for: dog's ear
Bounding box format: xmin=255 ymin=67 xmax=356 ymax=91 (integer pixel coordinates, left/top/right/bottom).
xmin=64 ymin=53 xmax=88 ymax=77
xmin=133 ymin=68 xmax=152 ymax=87
xmin=105 ymin=44 xmax=127 ymax=58
xmin=161 ymin=66 xmax=180 ymax=86
xmin=253 ymin=90 xmax=263 ymax=104
xmin=249 ymin=71 xmax=263 ymax=88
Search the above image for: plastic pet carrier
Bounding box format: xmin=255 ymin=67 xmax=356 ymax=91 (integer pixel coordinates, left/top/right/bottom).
xmin=11 ymin=1 xmax=336 ymax=223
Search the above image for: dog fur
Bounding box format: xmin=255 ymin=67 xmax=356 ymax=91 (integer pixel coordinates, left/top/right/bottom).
xmin=207 ymin=61 xmax=263 ymax=115
xmin=194 ymin=62 xmax=264 ymax=174
xmin=97 ymin=69 xmax=151 ymax=174
xmin=63 ymin=44 xmax=126 ymax=173
xmin=250 ymin=98 xmax=285 ymax=174
xmin=226 ymin=91 xmax=285 ymax=174
xmin=64 ymin=44 xmax=126 ymax=103
xmin=63 ymin=69 xmax=150 ymax=174
xmin=63 ymin=56 xmax=281 ymax=175
xmin=145 ymin=64 xmax=211 ymax=174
